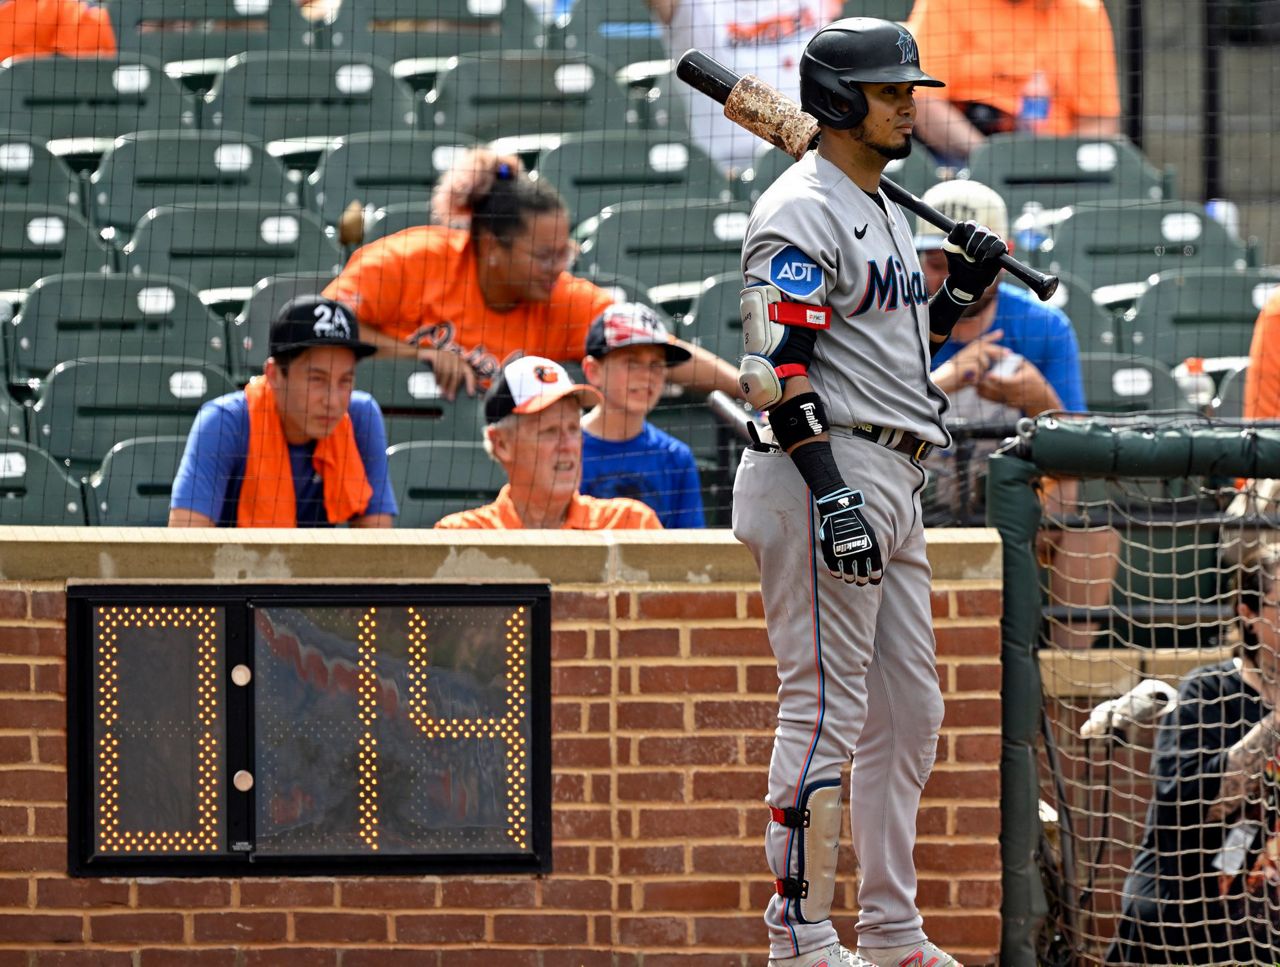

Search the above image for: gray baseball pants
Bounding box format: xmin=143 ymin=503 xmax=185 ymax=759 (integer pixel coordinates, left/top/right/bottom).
xmin=732 ymin=430 xmax=945 ymax=959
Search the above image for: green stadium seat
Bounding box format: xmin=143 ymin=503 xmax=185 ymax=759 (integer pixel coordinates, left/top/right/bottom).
xmin=1079 ymin=352 xmax=1187 ymax=413
xmin=385 ymin=440 xmax=505 ymax=527
xmin=306 ymin=130 xmax=469 ymax=230
xmin=9 ymin=274 xmax=225 ymax=395
xmin=967 ymin=134 xmax=1169 ymax=219
xmin=534 ymin=131 xmax=730 ymax=228
xmin=738 ymin=143 xmax=939 ymax=202
xmin=359 ymin=359 xmax=488 ymax=446
xmin=89 ymin=131 xmax=298 ymax=242
xmin=1037 ymin=269 xmax=1118 ymax=356
xmin=28 ymin=357 xmax=236 ymax=477
xmin=120 ymin=204 xmax=343 ymax=313
xmin=682 ymin=271 xmax=743 ymax=363
xmin=362 ymin=202 xmax=430 ymax=245
xmin=557 ymin=0 xmax=667 ymax=73
xmin=1214 ymin=364 xmax=1246 ymax=419
xmin=0 ymin=135 xmax=83 ymax=211
xmin=110 ymin=0 xmax=321 ymax=93
xmin=841 ymin=0 xmax=915 ymax=19
xmin=0 ymin=56 xmax=195 ymax=168
xmin=204 ymin=52 xmax=420 ymax=171
xmin=576 ymin=198 xmax=750 ymax=292
xmin=330 ymin=0 xmax=544 ymax=92
xmin=425 ymin=50 xmax=632 ymax=142
xmin=84 ymin=435 xmax=188 ymax=526
xmin=0 ymin=205 xmax=114 ymax=302
xmin=1041 ymin=201 xmax=1249 ymax=292
xmin=228 ymin=272 xmax=339 ymax=383
xmin=0 ymin=440 xmax=86 ymax=524
xmin=1120 ymin=268 xmax=1280 ymax=367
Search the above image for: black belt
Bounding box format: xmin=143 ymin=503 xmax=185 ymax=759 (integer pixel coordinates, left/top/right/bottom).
xmin=846 ymin=422 xmax=935 ymax=462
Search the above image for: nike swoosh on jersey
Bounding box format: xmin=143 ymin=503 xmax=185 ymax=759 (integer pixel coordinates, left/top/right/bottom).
xmin=854 ymin=225 xmax=868 ymax=239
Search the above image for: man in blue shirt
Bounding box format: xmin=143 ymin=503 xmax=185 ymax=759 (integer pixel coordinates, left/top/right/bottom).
xmin=579 ymin=302 xmax=706 ymax=528
xmin=169 ymin=295 xmax=397 ymax=528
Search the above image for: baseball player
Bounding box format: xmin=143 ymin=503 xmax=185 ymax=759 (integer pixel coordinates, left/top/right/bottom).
xmin=731 ymin=18 xmax=1007 ymax=967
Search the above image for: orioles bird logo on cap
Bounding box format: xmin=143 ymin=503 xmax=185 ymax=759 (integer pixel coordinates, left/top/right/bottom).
xmin=533 ymin=365 xmax=560 ymax=384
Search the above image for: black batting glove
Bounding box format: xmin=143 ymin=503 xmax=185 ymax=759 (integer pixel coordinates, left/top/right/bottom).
xmin=941 ymin=220 xmax=1008 ymax=306
xmin=814 ymin=487 xmax=883 ymax=586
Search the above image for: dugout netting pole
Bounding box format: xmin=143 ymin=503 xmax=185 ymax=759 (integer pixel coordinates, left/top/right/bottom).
xmin=987 ymin=416 xmax=1280 ymax=965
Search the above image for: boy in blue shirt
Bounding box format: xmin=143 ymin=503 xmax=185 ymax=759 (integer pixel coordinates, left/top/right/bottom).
xmin=579 ymin=303 xmax=706 ymax=528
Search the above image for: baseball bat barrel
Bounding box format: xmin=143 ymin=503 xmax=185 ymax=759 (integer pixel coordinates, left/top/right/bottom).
xmin=674 ymin=49 xmax=1060 ymax=302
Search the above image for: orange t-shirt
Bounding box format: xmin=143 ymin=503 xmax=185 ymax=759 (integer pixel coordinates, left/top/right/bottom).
xmin=0 ymin=0 xmax=115 ymax=60
xmin=1245 ymin=289 xmax=1280 ymax=420
xmin=322 ymin=226 xmax=614 ymax=381
xmin=435 ymin=485 xmax=663 ymax=531
xmin=907 ymin=0 xmax=1119 ymax=135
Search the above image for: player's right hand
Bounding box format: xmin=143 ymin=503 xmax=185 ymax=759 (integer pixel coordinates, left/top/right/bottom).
xmin=814 ymin=488 xmax=883 ymax=586
xmin=942 ymin=220 xmax=1007 ymax=305
xmin=418 ymin=346 xmax=478 ymax=401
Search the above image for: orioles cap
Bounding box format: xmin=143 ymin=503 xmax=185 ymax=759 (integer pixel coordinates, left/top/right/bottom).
xmin=484 ymin=355 xmax=602 ymax=425
xmin=585 ymin=302 xmax=692 ymax=365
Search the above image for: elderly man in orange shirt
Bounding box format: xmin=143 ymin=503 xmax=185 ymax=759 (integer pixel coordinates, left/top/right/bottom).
xmin=906 ymin=0 xmax=1121 ymax=162
xmin=435 ymin=355 xmax=663 ymax=531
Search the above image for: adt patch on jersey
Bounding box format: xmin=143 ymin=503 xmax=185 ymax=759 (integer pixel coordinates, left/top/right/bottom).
xmin=769 ymin=245 xmax=823 ymax=298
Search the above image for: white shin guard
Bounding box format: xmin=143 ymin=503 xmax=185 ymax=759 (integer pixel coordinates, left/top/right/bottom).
xmin=771 ymin=780 xmax=843 ymax=924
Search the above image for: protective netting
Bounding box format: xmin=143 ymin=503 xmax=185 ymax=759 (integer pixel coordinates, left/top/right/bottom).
xmin=1025 ymin=416 xmax=1280 ymax=966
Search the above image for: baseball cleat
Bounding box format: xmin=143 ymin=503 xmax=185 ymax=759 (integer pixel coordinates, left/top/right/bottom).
xmin=856 ymin=940 xmax=962 ymax=967
xmin=769 ymin=941 xmax=873 ymax=967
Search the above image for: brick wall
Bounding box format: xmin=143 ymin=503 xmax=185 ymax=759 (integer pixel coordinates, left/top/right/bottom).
xmin=0 ymin=529 xmax=1003 ymax=964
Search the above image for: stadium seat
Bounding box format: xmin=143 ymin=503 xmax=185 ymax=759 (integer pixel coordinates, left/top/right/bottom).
xmin=1214 ymin=364 xmax=1246 ymax=419
xmin=1120 ymin=268 xmax=1280 ymax=367
xmin=682 ymin=271 xmax=743 ymax=363
xmin=1041 ymin=201 xmax=1249 ymax=292
xmin=841 ymin=0 xmax=915 ymax=18
xmin=28 ymin=357 xmax=236 ymax=477
xmin=1078 ymin=352 xmax=1187 ymax=413
xmin=120 ymin=204 xmax=343 ymax=313
xmin=556 ymin=0 xmax=667 ymax=74
xmin=425 ymin=51 xmax=632 ymax=143
xmin=1036 ymin=269 xmax=1118 ymax=356
xmin=306 ymin=130 xmax=469 ymax=231
xmin=737 ymin=143 xmax=939 ymax=202
xmin=385 ymin=440 xmax=505 ymax=527
xmin=0 ymin=205 xmax=114 ymax=304
xmin=204 ymin=52 xmax=420 ymax=170
xmin=0 ymin=136 xmax=83 ymax=211
xmin=84 ymin=435 xmax=188 ymax=526
xmin=533 ymin=131 xmax=731 ymax=228
xmin=330 ymin=0 xmax=544 ymax=91
xmin=0 ymin=56 xmax=195 ymax=167
xmin=0 ymin=440 xmax=86 ymax=524
xmin=110 ymin=0 xmax=321 ymax=93
xmin=228 ymin=272 xmax=340 ymax=383
xmin=360 ymin=359 xmax=487 ymax=446
xmin=361 ymin=202 xmax=430 ymax=245
xmin=89 ymin=131 xmax=299 ymax=242
xmin=576 ymin=198 xmax=750 ymax=292
xmin=967 ymin=134 xmax=1170 ymax=218
xmin=9 ymin=274 xmax=225 ymax=395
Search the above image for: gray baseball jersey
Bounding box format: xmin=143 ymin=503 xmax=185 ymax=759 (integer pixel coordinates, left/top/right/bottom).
xmin=741 ymin=151 xmax=951 ymax=448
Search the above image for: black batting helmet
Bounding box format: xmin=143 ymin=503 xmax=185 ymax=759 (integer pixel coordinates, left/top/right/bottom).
xmin=799 ymin=18 xmax=944 ymax=129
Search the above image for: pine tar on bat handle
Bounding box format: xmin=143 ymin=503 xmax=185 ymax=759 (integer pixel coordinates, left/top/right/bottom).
xmin=675 ymin=48 xmax=1060 ymax=302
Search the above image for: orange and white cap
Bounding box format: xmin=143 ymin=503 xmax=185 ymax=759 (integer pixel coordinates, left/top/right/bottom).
xmin=484 ymin=355 xmax=601 ymax=424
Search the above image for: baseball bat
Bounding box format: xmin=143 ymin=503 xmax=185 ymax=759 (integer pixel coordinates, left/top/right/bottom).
xmin=675 ymin=49 xmax=1060 ymax=302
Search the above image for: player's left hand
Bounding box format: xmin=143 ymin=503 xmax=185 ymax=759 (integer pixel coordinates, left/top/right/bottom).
xmin=942 ymin=220 xmax=1007 ymax=305
xmin=815 ymin=488 xmax=883 ymax=586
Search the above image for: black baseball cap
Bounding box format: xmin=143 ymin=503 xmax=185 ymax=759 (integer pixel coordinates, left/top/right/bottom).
xmin=269 ymin=295 xmax=376 ymax=359
xmin=585 ymin=302 xmax=692 ymax=365
xmin=484 ymin=355 xmax=601 ymax=425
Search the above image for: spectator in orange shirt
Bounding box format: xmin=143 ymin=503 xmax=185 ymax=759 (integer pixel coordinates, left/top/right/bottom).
xmin=906 ymin=0 xmax=1120 ymax=163
xmin=1244 ymin=289 xmax=1280 ymax=420
xmin=435 ymin=355 xmax=663 ymax=530
xmin=323 ymin=148 xmax=739 ymax=402
xmin=0 ymin=0 xmax=115 ymax=60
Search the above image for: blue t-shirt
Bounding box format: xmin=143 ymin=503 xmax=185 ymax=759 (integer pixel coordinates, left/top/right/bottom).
xmin=170 ymin=391 xmax=398 ymax=527
xmin=930 ymin=282 xmax=1087 ymax=413
xmin=580 ymin=423 xmax=705 ymax=529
